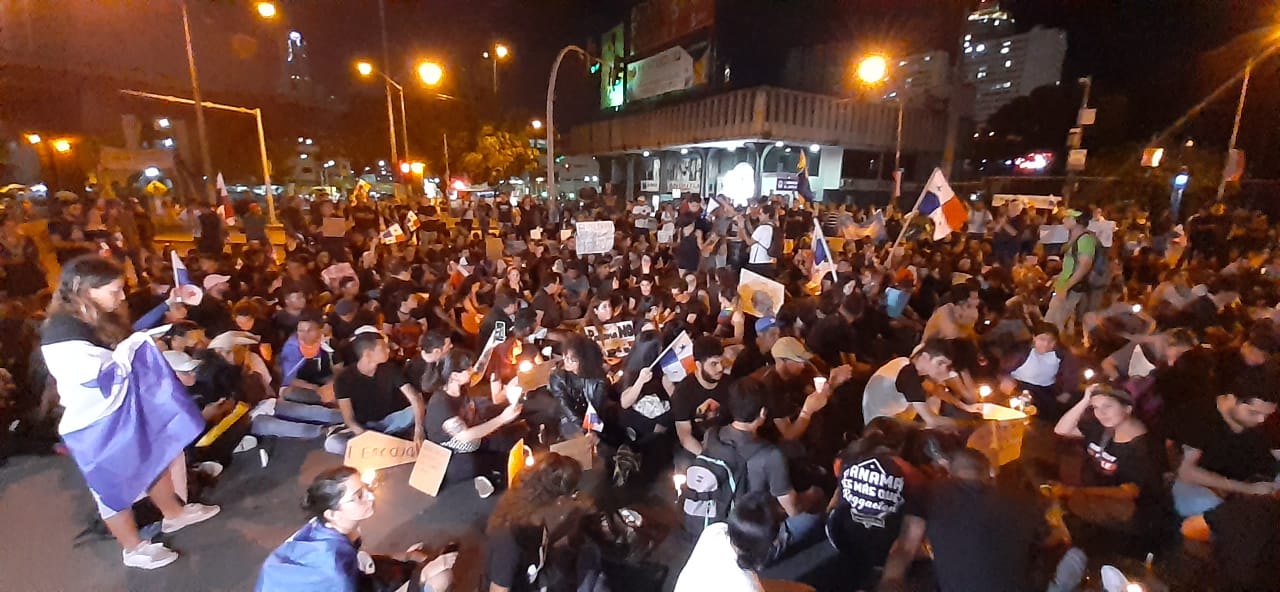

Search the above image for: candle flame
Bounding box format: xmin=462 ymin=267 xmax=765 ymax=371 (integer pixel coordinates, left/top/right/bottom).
xmin=361 ymin=469 xmax=377 ymax=485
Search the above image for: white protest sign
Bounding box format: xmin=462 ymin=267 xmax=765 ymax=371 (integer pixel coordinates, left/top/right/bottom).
xmin=583 ymin=320 xmax=636 ymax=358
xmin=407 ymin=440 xmax=453 ymax=497
xmin=575 ymin=221 xmax=616 ymax=255
xmin=344 ymin=431 xmax=418 ymax=473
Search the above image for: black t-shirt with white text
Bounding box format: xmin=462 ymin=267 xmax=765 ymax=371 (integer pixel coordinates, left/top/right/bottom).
xmin=829 ymin=453 xmax=924 ymax=570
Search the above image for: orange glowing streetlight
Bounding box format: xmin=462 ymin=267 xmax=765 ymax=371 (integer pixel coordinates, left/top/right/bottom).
xmin=416 ymin=61 xmax=444 ymax=86
xmin=52 ymin=139 xmax=72 ymax=153
xmin=856 ymin=54 xmax=890 ymax=85
xmin=25 ymin=133 xmax=41 ymax=145
xmin=255 ymin=2 xmax=278 ymax=19
xmin=355 ymin=60 xmax=375 ymax=78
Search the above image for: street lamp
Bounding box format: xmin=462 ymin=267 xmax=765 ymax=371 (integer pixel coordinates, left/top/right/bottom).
xmin=484 ymin=43 xmax=510 ymax=93
xmin=52 ymin=139 xmax=72 ymax=153
xmin=530 ymin=119 xmax=543 ymax=130
xmin=25 ymin=134 xmax=41 ymax=145
xmin=546 ymin=45 xmax=603 ymax=217
xmin=254 ymin=1 xmax=277 ymax=19
xmin=355 ymin=60 xmax=375 ymax=77
xmin=417 ymin=61 xmax=444 ymax=86
xmin=855 ymin=53 xmax=904 ymax=198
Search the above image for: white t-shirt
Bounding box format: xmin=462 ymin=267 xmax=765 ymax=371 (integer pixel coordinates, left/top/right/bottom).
xmin=674 ymin=522 xmax=764 ymax=592
xmin=967 ymin=209 xmax=993 ymax=234
xmin=748 ymin=224 xmax=774 ymax=264
xmin=1010 ymin=349 xmax=1061 ymax=387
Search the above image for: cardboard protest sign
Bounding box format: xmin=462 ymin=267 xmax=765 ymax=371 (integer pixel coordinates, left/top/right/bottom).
xmin=575 ymin=221 xmax=615 ymax=255
xmin=551 ymin=435 xmax=595 ymax=470
xmin=320 ymin=262 xmax=357 ymax=292
xmin=407 ymin=439 xmax=453 ymax=497
xmin=583 ymin=320 xmax=636 ymax=358
xmin=738 ymin=269 xmax=786 ymax=317
xmin=507 ymin=438 xmax=531 ymax=488
xmin=517 ymin=359 xmax=557 ymax=391
xmin=322 ymin=217 xmax=347 ymax=238
xmin=344 ymin=431 xmax=419 ymax=473
xmin=560 ymin=228 xmax=574 ymax=242
xmin=967 ymin=404 xmax=1028 ymax=467
xmin=529 ymin=227 xmax=543 ymax=240
xmin=486 ymin=237 xmax=505 ymax=262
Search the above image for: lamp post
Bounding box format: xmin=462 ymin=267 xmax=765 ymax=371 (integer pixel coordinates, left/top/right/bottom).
xmin=356 ymin=59 xmax=444 ymax=196
xmin=121 ymin=89 xmax=277 ymax=224
xmin=484 ymin=44 xmax=510 ymax=94
xmin=545 ymin=45 xmax=602 ymax=222
xmin=855 ymin=54 xmax=905 ymax=198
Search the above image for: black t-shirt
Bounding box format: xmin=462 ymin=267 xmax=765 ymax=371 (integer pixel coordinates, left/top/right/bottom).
xmin=749 ymin=366 xmax=814 ymax=442
xmin=671 ymin=376 xmax=730 ymax=444
xmin=921 ymin=479 xmax=1044 ymax=592
xmin=619 ymin=378 xmax=673 ymax=438
xmin=334 ymin=362 xmax=410 ymax=425
xmin=829 ymin=453 xmax=925 ymax=569
xmin=349 ymin=204 xmax=380 ymax=234
xmin=1177 ymin=403 xmax=1278 ymax=483
xmin=530 ymin=289 xmax=562 ymax=330
xmin=806 ymin=313 xmax=855 ymax=368
xmin=1078 ymin=418 xmax=1169 ymax=529
xmin=730 ymin=343 xmax=770 ymax=380
xmin=485 ymin=525 xmax=548 ymax=592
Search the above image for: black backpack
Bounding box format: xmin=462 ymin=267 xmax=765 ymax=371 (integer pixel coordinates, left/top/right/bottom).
xmin=1065 ymin=230 xmax=1110 ymax=291
xmin=767 ymin=223 xmax=784 ymax=260
xmin=678 ymin=427 xmax=766 ymax=536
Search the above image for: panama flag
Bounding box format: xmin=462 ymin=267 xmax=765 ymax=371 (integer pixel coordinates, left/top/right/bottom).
xmin=916 ymin=168 xmax=967 ymax=241
xmin=214 ymin=173 xmax=236 ymax=225
xmin=405 ymin=209 xmax=421 ymax=232
xmin=379 ymin=223 xmax=407 ymax=244
xmin=810 ymin=218 xmax=837 ymax=285
xmin=170 ymin=250 xmax=203 ymax=305
xmin=41 ymin=333 xmax=205 ymax=513
xmin=655 ymin=331 xmax=697 ymax=382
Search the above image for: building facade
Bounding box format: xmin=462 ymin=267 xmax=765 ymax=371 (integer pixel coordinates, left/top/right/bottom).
xmin=962 ymin=3 xmax=1067 ymax=124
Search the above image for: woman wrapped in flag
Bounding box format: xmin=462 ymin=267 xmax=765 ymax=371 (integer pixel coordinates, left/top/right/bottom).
xmin=39 ymin=256 xmax=220 ymax=570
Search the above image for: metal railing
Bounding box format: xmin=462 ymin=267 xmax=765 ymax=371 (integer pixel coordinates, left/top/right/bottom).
xmin=565 ymin=86 xmax=947 ymax=155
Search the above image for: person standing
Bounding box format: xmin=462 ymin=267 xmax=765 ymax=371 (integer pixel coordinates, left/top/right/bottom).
xmin=40 ymin=256 xmax=219 ymax=569
xmin=1045 ymin=209 xmax=1096 ymax=334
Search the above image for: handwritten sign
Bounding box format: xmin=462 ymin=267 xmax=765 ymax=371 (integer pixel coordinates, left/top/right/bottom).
xmin=583 ymin=320 xmax=636 ymax=358
xmin=486 ymin=237 xmax=505 ymax=262
xmin=322 ymin=217 xmax=347 ymax=238
xmin=344 ymin=431 xmax=418 ymax=473
xmin=517 ymin=359 xmax=557 ymax=392
xmin=575 ymin=221 xmax=615 ymax=255
xmin=738 ymin=269 xmax=786 ymax=317
xmin=551 ymin=435 xmax=595 ymax=471
xmin=407 ymin=439 xmax=453 ymax=497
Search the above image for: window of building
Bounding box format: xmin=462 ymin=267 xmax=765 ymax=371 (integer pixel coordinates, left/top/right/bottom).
xmin=1000 ymin=47 xmax=1010 ymax=54
xmin=1004 ymin=60 xmax=1013 ymax=68
xmin=977 ymin=71 xmax=987 ymax=79
xmin=976 ymin=43 xmax=986 ymax=53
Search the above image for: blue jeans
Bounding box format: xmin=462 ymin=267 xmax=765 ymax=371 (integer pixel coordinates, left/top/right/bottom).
xmin=1172 ymin=479 xmax=1223 ymax=517
xmin=323 ymin=407 xmax=418 ymax=455
xmin=251 ymin=400 xmax=343 ymax=439
xmin=768 ymin=512 xmax=826 ymax=564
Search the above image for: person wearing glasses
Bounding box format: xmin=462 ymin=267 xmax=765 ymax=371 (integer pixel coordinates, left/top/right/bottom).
xmin=256 ymin=466 xmax=457 ymax=592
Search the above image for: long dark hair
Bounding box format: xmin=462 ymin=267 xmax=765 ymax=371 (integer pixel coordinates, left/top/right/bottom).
xmin=46 ymin=255 xmax=130 ymax=347
xmin=436 ymin=348 xmax=476 ymax=394
xmin=302 ymin=466 xmax=359 ymax=521
xmin=561 ymin=333 xmax=606 ymax=380
xmin=487 ymin=452 xmax=582 ymax=531
xmin=620 ymin=330 xmax=662 ymax=387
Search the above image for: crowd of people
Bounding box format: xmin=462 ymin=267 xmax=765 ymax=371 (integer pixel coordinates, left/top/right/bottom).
xmin=2 ymin=183 xmax=1278 ymax=591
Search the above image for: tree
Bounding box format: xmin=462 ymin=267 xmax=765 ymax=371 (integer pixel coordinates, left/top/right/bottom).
xmin=458 ymin=125 xmax=541 ymax=186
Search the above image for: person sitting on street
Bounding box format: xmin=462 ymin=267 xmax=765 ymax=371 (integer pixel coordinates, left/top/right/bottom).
xmin=278 ymin=309 xmax=338 ymax=404
xmin=424 ymin=348 xmax=524 ymax=497
xmin=325 ymin=330 xmax=426 ymax=454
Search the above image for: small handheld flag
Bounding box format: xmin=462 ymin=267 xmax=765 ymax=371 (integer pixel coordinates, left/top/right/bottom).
xmin=405 ymin=210 xmax=421 ymax=232
xmin=797 ymin=151 xmax=815 ymax=202
xmin=653 ymin=331 xmax=697 ymax=382
xmin=810 ymin=219 xmax=837 ymax=285
xmin=170 ymin=250 xmax=203 ymax=305
xmin=379 ymin=223 xmax=407 ymax=244
xmin=214 ymin=173 xmax=236 ymax=226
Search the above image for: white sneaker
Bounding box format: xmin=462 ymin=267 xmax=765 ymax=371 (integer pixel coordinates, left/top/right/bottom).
xmin=161 ymin=503 xmax=221 ymax=534
xmin=474 ymin=476 xmax=495 ymax=499
xmin=196 ymin=461 xmax=223 ymax=479
xmin=122 ymin=542 xmax=179 ymax=570
xmin=234 ymin=435 xmax=259 ymax=453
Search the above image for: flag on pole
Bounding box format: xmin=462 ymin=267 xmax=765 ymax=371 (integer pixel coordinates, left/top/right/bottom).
xmin=214 ymin=173 xmax=236 ymax=226
xmin=916 ymin=168 xmax=967 ymax=241
xmin=379 ymin=223 xmax=407 ymax=244
xmin=845 ymin=210 xmax=887 ymax=242
xmin=797 ymin=150 xmax=815 ymax=202
xmin=405 ymin=209 xmax=421 ymax=232
xmin=810 ymin=218 xmax=837 ymax=285
xmin=655 ymin=331 xmax=696 ymax=382
xmin=170 ymin=250 xmax=203 ymax=305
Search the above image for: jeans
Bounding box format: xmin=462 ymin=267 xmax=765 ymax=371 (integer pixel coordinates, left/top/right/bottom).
xmin=282 ymin=386 xmax=325 ymax=405
xmin=1172 ymin=479 xmax=1223 ymax=517
xmin=323 ymin=407 xmax=418 ymax=455
xmin=768 ymin=512 xmax=826 ymax=564
xmin=1045 ymin=290 xmax=1084 ymax=333
xmin=251 ymin=400 xmax=343 ymax=439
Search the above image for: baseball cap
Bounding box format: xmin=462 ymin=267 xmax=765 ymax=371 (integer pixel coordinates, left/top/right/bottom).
xmin=755 ymin=316 xmax=781 ymax=334
xmin=353 ymin=325 xmax=382 ymax=337
xmin=770 ymin=336 xmax=814 ymax=364
xmin=202 ymin=274 xmax=231 ymax=291
xmin=207 ymin=331 xmax=260 ymax=351
xmin=162 ymin=350 xmax=201 ymax=373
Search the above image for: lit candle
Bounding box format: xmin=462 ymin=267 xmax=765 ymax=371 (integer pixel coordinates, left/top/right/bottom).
xmin=518 ymin=360 xmax=534 ymax=373
xmin=673 ymin=473 xmax=686 ymax=495
xmin=978 ymin=385 xmax=992 ymax=400
xmin=1131 ymin=303 xmax=1142 ymax=314
xmin=812 ymin=376 xmax=827 ymax=392
xmin=361 ymin=469 xmax=377 ymax=485
xmin=1083 ymin=368 xmax=1096 ymax=381
xmin=1125 ymin=583 xmax=1144 ymax=592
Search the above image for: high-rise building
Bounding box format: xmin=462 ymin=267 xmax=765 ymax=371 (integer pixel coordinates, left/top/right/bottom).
xmin=883 ymin=51 xmax=951 ymax=104
xmin=961 ymin=2 xmax=1066 ymax=124
xmin=281 ymin=30 xmax=315 ymax=97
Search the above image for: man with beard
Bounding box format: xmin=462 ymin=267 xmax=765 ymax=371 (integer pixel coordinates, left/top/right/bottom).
xmin=672 ymin=336 xmax=732 ymax=462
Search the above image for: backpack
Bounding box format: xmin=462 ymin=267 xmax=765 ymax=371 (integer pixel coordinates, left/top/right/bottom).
xmin=678 ymin=427 xmax=766 ymax=536
xmin=767 ymin=223 xmax=784 ymax=260
xmin=1065 ymin=230 xmax=1110 ymax=291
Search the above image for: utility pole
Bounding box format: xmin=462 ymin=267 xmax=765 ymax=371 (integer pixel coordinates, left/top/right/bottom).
xmin=1062 ymin=76 xmax=1092 ymax=206
xmin=378 ymin=0 xmax=398 ymax=181
xmin=180 ymin=0 xmax=215 ymax=204
xmin=1215 ymin=58 xmax=1252 ymax=201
